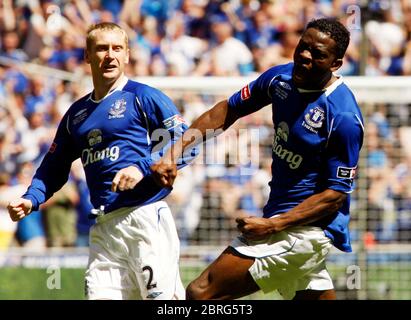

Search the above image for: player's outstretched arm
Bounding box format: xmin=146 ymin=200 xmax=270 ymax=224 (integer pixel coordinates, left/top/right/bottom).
xmin=151 ymin=99 xmax=241 ymax=188
xmin=7 ymin=198 xmax=33 ymax=222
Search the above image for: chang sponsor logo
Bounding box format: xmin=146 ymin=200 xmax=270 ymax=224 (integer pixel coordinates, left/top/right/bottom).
xmin=272 ymin=122 xmax=303 ymax=169
xmin=81 ymin=145 xmax=120 ymax=167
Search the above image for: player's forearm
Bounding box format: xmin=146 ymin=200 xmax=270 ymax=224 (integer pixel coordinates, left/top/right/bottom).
xmin=166 ymin=100 xmax=239 ymax=163
xmin=273 ymin=189 xmax=347 ymax=232
xmin=23 ymin=159 xmax=73 ymax=211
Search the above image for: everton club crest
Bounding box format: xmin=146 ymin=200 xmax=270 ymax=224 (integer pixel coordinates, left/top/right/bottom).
xmin=302 ymin=106 xmax=325 ymax=133
xmin=108 ymin=99 xmax=127 ymax=119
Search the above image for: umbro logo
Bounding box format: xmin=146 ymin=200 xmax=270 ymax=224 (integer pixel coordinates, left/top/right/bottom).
xmin=278 ymin=81 xmax=292 ymax=90
xmin=146 ymin=291 xmax=163 ymax=299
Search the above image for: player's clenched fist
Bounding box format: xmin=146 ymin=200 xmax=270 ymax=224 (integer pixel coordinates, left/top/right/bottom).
xmin=111 ymin=166 xmax=143 ymax=192
xmin=236 ymin=216 xmax=282 ymax=241
xmin=150 ymin=161 xmax=177 ymax=188
xmin=7 ymin=198 xmax=33 ymax=221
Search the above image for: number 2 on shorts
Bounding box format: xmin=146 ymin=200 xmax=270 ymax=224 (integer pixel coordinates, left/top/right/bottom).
xmin=142 ymin=265 xmax=157 ymax=290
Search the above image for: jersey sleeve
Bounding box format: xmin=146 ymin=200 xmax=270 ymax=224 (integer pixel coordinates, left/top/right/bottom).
xmin=324 ymin=112 xmax=364 ymax=193
xmin=22 ymin=112 xmax=79 ymax=211
xmin=227 ymin=65 xmax=284 ymax=117
xmin=134 ymin=87 xmax=197 ymax=176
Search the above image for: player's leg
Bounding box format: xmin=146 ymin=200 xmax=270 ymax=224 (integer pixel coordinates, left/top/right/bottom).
xmin=85 ymin=210 xmax=142 ymax=300
xmin=186 ymin=246 xmax=260 ymax=300
xmin=85 ymin=262 xmax=141 ymax=300
xmin=131 ymin=201 xmax=185 ymax=300
xmin=276 ymin=227 xmax=335 ymax=300
xmin=293 ymin=289 xmax=336 ymax=300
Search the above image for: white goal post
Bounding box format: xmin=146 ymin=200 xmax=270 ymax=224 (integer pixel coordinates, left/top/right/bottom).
xmin=135 ymin=76 xmax=411 ymax=104
xmin=2 ymin=55 xmax=411 ymax=103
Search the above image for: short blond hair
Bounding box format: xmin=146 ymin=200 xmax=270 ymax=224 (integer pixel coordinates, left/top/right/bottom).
xmin=86 ymin=22 xmax=129 ymax=51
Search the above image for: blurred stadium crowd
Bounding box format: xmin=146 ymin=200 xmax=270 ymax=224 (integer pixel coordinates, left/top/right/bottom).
xmin=1 ymin=0 xmax=411 ymax=250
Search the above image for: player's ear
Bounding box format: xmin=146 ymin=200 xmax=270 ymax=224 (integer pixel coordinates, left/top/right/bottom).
xmin=330 ymin=58 xmax=343 ymax=72
xmin=125 ymin=48 xmax=130 ymax=64
xmin=84 ymin=49 xmax=90 ymax=64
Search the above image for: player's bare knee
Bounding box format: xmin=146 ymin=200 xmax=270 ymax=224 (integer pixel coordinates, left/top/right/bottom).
xmin=186 ymin=280 xmax=204 ymax=300
xmin=186 ymin=281 xmax=202 ymax=300
xmin=186 ymin=276 xmax=211 ymax=300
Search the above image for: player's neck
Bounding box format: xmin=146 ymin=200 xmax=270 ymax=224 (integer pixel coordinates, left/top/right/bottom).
xmin=309 ymin=72 xmax=333 ymax=90
xmin=297 ymin=74 xmax=341 ymax=94
xmin=323 ymin=74 xmax=338 ymax=89
xmin=92 ymin=74 xmax=126 ymax=101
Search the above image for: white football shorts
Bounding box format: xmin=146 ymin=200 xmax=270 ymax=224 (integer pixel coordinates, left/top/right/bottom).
xmin=230 ymin=225 xmax=334 ymax=300
xmin=85 ymin=201 xmax=185 ymax=300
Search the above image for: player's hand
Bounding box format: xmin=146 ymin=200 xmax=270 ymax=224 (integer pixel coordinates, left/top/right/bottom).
xmin=236 ymin=216 xmax=280 ymax=241
xmin=7 ymin=198 xmax=33 ymax=222
xmin=111 ymin=166 xmax=143 ymax=192
xmin=150 ymin=161 xmax=177 ymax=188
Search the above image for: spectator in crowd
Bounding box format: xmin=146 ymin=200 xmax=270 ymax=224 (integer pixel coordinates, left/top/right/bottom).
xmin=160 ymin=12 xmax=207 ymax=76
xmin=41 ymin=179 xmax=78 ymax=247
xmin=0 ymin=172 xmax=18 ymax=249
xmin=195 ymin=14 xmax=254 ymax=76
xmin=167 ymin=160 xmax=205 ymax=245
xmin=0 ymin=29 xmax=29 ymax=62
xmin=366 ymin=121 xmax=397 ymax=243
xmin=12 ymin=162 xmax=47 ymax=249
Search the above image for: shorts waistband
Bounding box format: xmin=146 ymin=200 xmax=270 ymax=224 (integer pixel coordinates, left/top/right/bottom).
xmin=287 ymin=225 xmax=324 ymax=233
xmin=95 ymin=206 xmax=136 ymax=224
xmin=95 ymin=201 xmax=167 ymax=225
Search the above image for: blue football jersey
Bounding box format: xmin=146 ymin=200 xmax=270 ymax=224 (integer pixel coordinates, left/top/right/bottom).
xmin=23 ymin=77 xmax=193 ymax=215
xmin=228 ymin=63 xmax=364 ymax=252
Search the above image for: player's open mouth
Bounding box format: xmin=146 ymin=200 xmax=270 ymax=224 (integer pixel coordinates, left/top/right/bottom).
xmin=103 ymin=65 xmax=117 ymax=71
